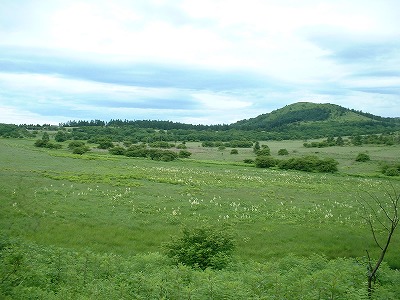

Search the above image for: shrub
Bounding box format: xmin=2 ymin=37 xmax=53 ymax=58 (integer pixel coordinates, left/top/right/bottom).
xmin=54 ymin=130 xmax=68 ymax=142
xmin=255 ymin=156 xmax=277 ymax=168
xmin=124 ymin=145 xmax=147 ymax=157
xmin=125 ymin=148 xmax=147 ymax=158
xmin=160 ymin=152 xmax=178 ymax=161
xmin=109 ymin=146 xmax=126 ymax=155
xmin=230 ymin=149 xmax=238 ymax=154
xmin=34 ymin=139 xmax=47 ymax=148
xmin=382 ymin=163 xmax=400 ymax=176
xmin=147 ymin=149 xmax=178 ymax=161
xmin=164 ymin=225 xmax=235 ymax=270
xmin=68 ymin=141 xmax=86 ymax=149
xmin=278 ymin=155 xmax=338 ymax=173
xmin=256 ymin=147 xmax=270 ymax=156
xmin=68 ymin=141 xmax=89 ymax=154
xmin=45 ymin=142 xmax=62 ymax=149
xmin=72 ymin=146 xmax=90 ymax=155
xmin=201 ymin=141 xmax=215 ymax=147
xmin=98 ymin=140 xmax=114 ymax=149
xmin=225 ymin=140 xmax=253 ymax=148
xmin=355 ymin=153 xmax=370 ymax=162
xmin=123 ymin=141 xmax=133 ymax=147
xmin=278 ymin=148 xmax=289 ymax=155
xmin=384 ymin=167 xmax=399 ymax=176
xmin=178 ymin=150 xmax=192 ymax=158
xmin=253 ymin=141 xmax=260 ymax=153
xmin=34 ymin=132 xmax=53 ymax=148
xmin=34 ymin=139 xmax=62 ymax=149
xmin=303 ymin=138 xmax=340 ymax=148
xmin=41 ymin=132 xmax=50 ymax=143
xmin=243 ymin=159 xmax=254 ymax=164
xmin=315 ymin=158 xmax=339 ymax=173
xmin=336 ymin=136 xmax=344 ymax=146
xmin=176 ymin=143 xmax=187 ymax=149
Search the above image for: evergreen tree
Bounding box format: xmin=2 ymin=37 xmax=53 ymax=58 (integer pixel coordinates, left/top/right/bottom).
xmin=253 ymin=141 xmax=260 ymax=153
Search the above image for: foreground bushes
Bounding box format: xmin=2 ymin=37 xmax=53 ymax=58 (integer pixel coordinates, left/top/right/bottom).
xmin=382 ymin=163 xmax=400 ymax=176
xmin=355 ymin=152 xmax=370 ymax=162
xmin=255 ymin=155 xmax=339 ymax=173
xmin=279 ymin=156 xmax=339 ymax=173
xmin=1 ymin=239 xmax=399 ymax=299
xmin=164 ymin=226 xmax=235 ymax=270
xmin=109 ymin=145 xmax=190 ymax=162
xmin=34 ymin=139 xmax=62 ymax=149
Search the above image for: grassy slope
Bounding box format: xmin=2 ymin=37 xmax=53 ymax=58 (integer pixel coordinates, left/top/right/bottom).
xmin=231 ymin=102 xmax=400 ymax=136
xmin=1 ymin=138 xmax=400 ymax=269
xmin=187 ymin=140 xmax=400 ymax=176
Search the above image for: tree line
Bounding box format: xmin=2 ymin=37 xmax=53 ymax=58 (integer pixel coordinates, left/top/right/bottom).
xmin=24 ymin=124 xmax=400 ymax=144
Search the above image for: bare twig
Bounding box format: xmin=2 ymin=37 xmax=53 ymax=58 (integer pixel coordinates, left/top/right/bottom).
xmin=359 ymin=183 xmax=399 ymax=299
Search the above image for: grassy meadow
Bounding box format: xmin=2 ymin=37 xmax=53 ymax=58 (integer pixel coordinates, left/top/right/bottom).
xmin=1 ymin=137 xmax=400 ymax=299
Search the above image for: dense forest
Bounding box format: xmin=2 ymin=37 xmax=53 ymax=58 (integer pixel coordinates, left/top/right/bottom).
xmin=2 ymin=102 xmax=400 ymax=142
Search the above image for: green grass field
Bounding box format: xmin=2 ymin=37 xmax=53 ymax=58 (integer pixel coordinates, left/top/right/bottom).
xmin=1 ymin=138 xmax=400 ymax=299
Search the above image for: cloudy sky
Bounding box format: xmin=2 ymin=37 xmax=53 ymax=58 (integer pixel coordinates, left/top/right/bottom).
xmin=1 ymin=0 xmax=399 ymax=125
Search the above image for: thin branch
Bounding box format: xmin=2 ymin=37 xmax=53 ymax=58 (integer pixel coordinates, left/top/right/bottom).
xmin=361 ymin=183 xmax=400 ymax=299
xmin=365 ymin=250 xmax=373 ymax=277
xmin=384 ymin=184 xmax=400 ymax=220
xmin=357 ymin=197 xmax=385 ymax=245
xmin=363 ymin=191 xmax=390 ymax=230
xmin=375 ymin=198 xmax=393 ymax=223
xmin=366 ymin=217 xmax=383 ymax=250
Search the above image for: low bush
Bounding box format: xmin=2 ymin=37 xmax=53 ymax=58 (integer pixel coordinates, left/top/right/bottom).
xmin=124 ymin=145 xmax=147 ymax=157
xmin=176 ymin=143 xmax=187 ymax=149
xmin=67 ymin=141 xmax=90 ymax=154
xmin=68 ymin=141 xmax=86 ymax=149
xmin=98 ymin=140 xmax=114 ymax=149
xmin=109 ymin=146 xmax=126 ymax=155
xmin=382 ymin=163 xmax=400 ymax=176
xmin=278 ymin=148 xmax=289 ymax=155
xmin=256 ymin=147 xmax=271 ymax=156
xmin=72 ymin=146 xmax=90 ymax=155
xmin=355 ymin=153 xmax=370 ymax=162
xmin=34 ymin=140 xmax=62 ymax=149
xmin=278 ymin=155 xmax=338 ymax=173
xmin=2 ymin=239 xmax=399 ymax=299
xmin=164 ymin=225 xmax=235 ymax=270
xmin=147 ymin=149 xmax=178 ymax=161
xmin=384 ymin=167 xmax=400 ymax=176
xmin=178 ymin=150 xmax=192 ymax=158
xmin=255 ymin=156 xmax=277 ymax=168
xmin=45 ymin=142 xmax=62 ymax=149
xmin=201 ymin=141 xmax=215 ymax=147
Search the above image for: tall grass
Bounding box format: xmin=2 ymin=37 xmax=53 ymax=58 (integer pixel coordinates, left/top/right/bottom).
xmin=1 ymin=138 xmax=399 ymax=267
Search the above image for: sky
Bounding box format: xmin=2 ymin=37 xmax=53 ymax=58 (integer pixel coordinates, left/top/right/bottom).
xmin=1 ymin=0 xmax=400 ymax=125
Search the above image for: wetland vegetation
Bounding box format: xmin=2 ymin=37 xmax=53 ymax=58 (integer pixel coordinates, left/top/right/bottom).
xmin=1 ymin=102 xmax=400 ymax=299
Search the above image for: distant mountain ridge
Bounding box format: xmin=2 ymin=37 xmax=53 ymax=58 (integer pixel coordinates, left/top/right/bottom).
xmin=4 ymin=102 xmax=398 ymax=141
xmin=228 ymin=102 xmax=400 ymax=138
xmin=231 ymin=102 xmax=397 ymax=130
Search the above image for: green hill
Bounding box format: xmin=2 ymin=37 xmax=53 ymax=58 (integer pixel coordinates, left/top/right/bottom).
xmin=2 ymin=102 xmax=400 ymax=141
xmin=230 ymin=102 xmax=400 ymax=138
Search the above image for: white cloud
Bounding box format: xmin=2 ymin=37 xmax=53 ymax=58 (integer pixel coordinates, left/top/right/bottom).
xmin=192 ymin=92 xmax=252 ymax=110
xmin=0 ymin=105 xmax=63 ymax=125
xmin=0 ymin=0 xmax=399 ymax=124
